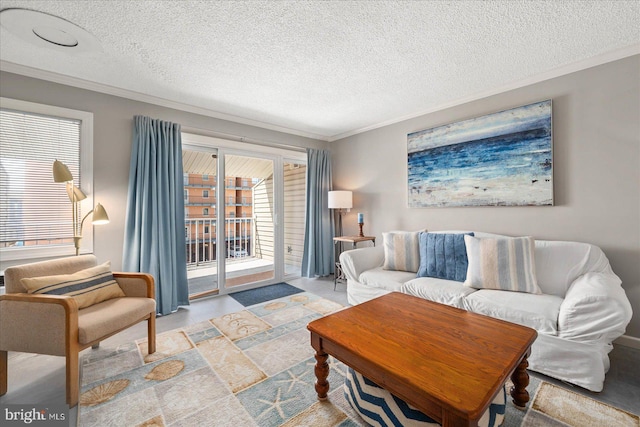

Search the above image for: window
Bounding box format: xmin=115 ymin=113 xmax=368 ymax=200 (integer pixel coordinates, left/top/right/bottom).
xmin=203 ymin=208 xmax=209 ymax=216
xmin=0 ymin=98 xmax=93 ymax=261
xmin=202 ymin=190 xmax=209 ymax=198
xmin=203 ymin=174 xmax=208 ymax=180
xmin=184 ymin=189 xmax=189 ymax=203
xmin=204 ymin=225 xmax=209 ymax=234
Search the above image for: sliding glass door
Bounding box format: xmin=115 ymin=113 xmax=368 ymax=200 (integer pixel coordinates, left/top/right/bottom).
xmin=183 ymin=147 xmax=219 ymax=297
xmin=182 ymin=134 xmax=306 ymax=298
xmin=223 ymin=153 xmax=275 ymax=288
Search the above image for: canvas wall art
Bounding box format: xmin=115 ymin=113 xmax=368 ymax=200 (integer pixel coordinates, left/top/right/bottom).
xmin=407 ymin=100 xmax=553 ymax=207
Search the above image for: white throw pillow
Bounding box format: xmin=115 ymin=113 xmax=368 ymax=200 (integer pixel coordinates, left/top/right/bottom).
xmin=464 ymin=235 xmax=541 ymax=294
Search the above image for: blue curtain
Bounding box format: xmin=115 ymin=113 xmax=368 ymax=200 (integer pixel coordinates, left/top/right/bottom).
xmin=122 ymin=116 xmax=189 ymax=315
xmin=301 ymin=148 xmax=335 ymax=277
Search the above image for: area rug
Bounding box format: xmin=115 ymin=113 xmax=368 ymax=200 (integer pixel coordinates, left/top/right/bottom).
xmin=229 ymin=282 xmax=304 ymax=307
xmin=78 ymin=292 xmax=639 ymax=427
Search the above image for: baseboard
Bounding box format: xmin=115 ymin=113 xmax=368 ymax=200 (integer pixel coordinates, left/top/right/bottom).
xmin=614 ymin=334 xmax=640 ymax=350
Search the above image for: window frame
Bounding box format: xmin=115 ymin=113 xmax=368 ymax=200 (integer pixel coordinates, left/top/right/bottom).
xmin=0 ymin=97 xmax=94 ymax=262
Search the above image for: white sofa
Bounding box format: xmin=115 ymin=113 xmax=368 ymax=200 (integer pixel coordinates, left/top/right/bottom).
xmin=340 ymin=231 xmax=633 ymax=392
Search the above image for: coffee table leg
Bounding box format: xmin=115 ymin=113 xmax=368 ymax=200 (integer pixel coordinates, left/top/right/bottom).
xmin=510 ymin=353 xmax=530 ymax=409
xmin=314 ymin=350 xmax=330 ymax=400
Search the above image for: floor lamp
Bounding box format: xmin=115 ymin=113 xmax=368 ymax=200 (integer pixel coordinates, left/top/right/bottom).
xmin=328 ymin=190 xmax=352 ymax=278
xmin=53 ymin=160 xmax=110 ymax=255
xmin=328 ymin=190 xmax=352 ymax=237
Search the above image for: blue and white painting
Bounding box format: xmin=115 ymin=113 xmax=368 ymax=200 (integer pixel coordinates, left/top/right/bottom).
xmin=408 ymin=100 xmax=553 ymax=207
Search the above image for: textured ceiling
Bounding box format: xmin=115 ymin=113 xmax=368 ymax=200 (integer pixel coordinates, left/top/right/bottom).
xmin=0 ymin=1 xmax=639 ymax=141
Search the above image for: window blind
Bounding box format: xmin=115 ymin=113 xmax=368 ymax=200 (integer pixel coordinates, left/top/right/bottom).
xmin=0 ymin=108 xmax=81 ymax=248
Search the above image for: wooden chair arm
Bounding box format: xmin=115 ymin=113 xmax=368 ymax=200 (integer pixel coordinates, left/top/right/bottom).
xmin=113 ymin=272 xmax=155 ymax=299
xmin=0 ymin=294 xmax=79 ymax=356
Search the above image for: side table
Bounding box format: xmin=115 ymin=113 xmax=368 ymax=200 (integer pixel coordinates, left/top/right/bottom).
xmin=333 ymin=235 xmax=376 ymax=289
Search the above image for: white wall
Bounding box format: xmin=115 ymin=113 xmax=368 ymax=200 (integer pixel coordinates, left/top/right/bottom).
xmin=0 ymin=71 xmax=327 ymax=272
xmin=330 ymin=55 xmax=640 ymax=339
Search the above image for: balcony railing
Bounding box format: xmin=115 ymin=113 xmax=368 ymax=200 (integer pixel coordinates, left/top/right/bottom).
xmin=185 ymin=217 xmax=253 ymax=267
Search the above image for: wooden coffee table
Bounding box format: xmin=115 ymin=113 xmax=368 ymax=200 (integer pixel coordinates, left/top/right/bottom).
xmin=307 ymin=292 xmax=537 ymax=427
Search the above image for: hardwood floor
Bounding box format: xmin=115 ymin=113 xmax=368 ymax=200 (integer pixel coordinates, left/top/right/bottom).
xmin=1 ymin=276 xmax=638 ymax=426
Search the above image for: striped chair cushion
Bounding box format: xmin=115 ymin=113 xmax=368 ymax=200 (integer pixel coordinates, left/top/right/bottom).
xmin=21 ymin=262 xmax=125 ymax=309
xmin=344 ymin=367 xmax=506 ymax=427
xmin=464 ymin=235 xmax=541 ymax=294
xmin=382 ymin=231 xmax=421 ymax=273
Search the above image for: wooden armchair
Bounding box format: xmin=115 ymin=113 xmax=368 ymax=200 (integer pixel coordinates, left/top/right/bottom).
xmin=0 ymin=255 xmax=156 ymax=407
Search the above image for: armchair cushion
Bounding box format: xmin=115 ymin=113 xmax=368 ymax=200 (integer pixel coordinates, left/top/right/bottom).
xmin=21 ymin=262 xmax=125 ymax=309
xmin=78 ymin=297 xmax=156 ymax=345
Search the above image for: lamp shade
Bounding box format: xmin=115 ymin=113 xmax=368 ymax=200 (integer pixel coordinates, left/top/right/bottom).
xmin=92 ymin=203 xmax=110 ymax=225
xmin=66 ymin=183 xmax=87 ymax=202
xmin=53 ymin=159 xmax=73 ymax=182
xmin=328 ymin=191 xmax=353 ymax=209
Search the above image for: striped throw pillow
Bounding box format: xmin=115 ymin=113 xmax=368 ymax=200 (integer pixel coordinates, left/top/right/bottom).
xmin=21 ymin=262 xmax=125 ymax=309
xmin=382 ymin=231 xmax=421 ymax=273
xmin=464 ymin=235 xmax=541 ymax=294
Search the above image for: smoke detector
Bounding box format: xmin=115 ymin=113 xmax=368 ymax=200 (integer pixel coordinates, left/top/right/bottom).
xmin=0 ymin=8 xmax=102 ymax=53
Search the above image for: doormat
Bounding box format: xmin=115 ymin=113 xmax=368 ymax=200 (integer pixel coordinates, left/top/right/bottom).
xmin=229 ymin=282 xmax=304 ymax=307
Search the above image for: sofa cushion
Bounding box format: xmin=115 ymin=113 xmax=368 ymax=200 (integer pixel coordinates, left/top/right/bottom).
xmin=360 ymin=267 xmax=416 ymax=292
xmin=21 ymin=262 xmax=125 ymax=309
xmin=78 ymin=297 xmax=156 ymax=345
xmin=464 ymin=290 xmax=562 ymax=335
xmin=417 ymin=232 xmax=473 ymax=282
xmin=401 ymin=277 xmax=477 ymax=309
xmin=383 ymin=231 xmax=421 ymax=272
xmin=464 ymin=235 xmax=541 ymax=294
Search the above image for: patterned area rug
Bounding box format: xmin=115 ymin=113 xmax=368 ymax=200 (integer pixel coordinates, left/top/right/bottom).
xmin=78 ymin=292 xmax=639 ymax=427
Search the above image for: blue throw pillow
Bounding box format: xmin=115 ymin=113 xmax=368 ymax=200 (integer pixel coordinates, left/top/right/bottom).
xmin=417 ymin=232 xmax=474 ymax=282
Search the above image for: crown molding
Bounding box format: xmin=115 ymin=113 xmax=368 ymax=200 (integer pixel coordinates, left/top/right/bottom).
xmin=0 ymin=60 xmax=330 ymax=141
xmin=328 ymin=43 xmax=640 ymax=142
xmin=2 ymin=42 xmax=638 ymax=144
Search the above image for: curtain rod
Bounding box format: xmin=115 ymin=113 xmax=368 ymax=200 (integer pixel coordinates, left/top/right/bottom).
xmin=181 ymin=126 xmax=308 ymax=153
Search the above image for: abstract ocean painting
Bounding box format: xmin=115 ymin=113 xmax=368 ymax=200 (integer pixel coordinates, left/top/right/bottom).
xmin=408 ymin=100 xmax=553 ymax=207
